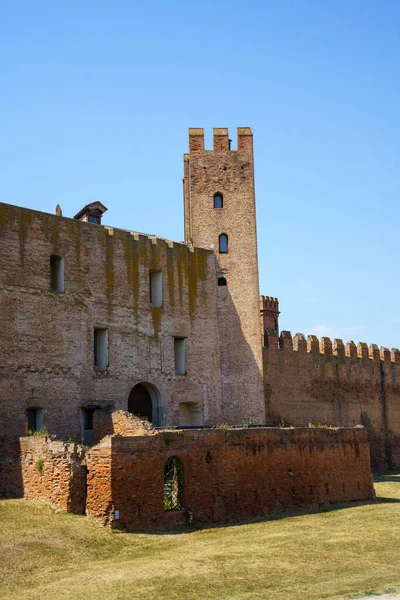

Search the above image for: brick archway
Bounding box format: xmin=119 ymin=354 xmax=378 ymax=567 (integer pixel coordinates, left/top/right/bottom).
xmin=128 ymin=382 xmax=164 ymax=426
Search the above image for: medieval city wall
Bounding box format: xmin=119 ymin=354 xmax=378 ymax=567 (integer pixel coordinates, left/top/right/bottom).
xmin=86 ymin=426 xmax=374 ymax=530
xmin=0 ymin=202 xmax=222 ymax=439
xmin=263 ymin=330 xmax=400 ymax=470
xmin=0 ymin=436 xmax=87 ymax=513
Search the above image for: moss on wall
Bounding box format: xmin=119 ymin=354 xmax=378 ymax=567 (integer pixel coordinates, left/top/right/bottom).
xmin=175 ymin=245 xmax=186 ymax=308
xmin=151 ymin=307 xmax=163 ymax=338
xmin=18 ymin=208 xmax=33 ymax=266
xmin=121 ymin=233 xmax=140 ymax=316
xmin=166 ymin=246 xmax=175 ymax=307
xmin=188 ymin=249 xmax=208 ymax=318
xmin=104 ymin=231 xmax=114 ymax=314
xmin=0 ymin=203 xmax=13 ymax=233
xmin=66 ymin=220 xmax=82 ymax=272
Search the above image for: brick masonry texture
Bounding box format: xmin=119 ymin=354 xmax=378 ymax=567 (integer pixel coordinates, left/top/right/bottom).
xmin=0 ymin=202 xmax=223 ymax=438
xmin=0 ymin=436 xmax=86 ymax=513
xmin=0 ymin=420 xmax=375 ymax=530
xmin=183 ymin=128 xmax=265 ymax=423
xmin=0 ymin=127 xmax=386 ymax=529
xmin=92 ymin=409 xmax=156 ymax=444
xmin=86 ymin=426 xmax=374 ymax=530
xmin=264 ymin=330 xmax=400 ymax=470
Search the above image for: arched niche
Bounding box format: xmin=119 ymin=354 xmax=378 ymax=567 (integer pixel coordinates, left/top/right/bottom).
xmin=128 ymin=382 xmax=165 ymax=426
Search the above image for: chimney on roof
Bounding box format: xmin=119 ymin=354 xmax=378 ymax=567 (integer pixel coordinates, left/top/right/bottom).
xmin=55 ymin=204 xmax=62 ymax=216
xmin=73 ymin=201 xmax=108 ymax=225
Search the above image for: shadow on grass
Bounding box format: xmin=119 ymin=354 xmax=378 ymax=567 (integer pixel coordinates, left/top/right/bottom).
xmin=119 ymin=492 xmax=400 ymax=536
xmin=374 ymin=471 xmax=400 ymax=484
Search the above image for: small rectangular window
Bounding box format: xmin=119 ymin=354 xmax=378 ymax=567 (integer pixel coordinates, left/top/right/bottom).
xmin=82 ymin=408 xmax=94 ymax=446
xmin=174 ymin=337 xmax=186 ymax=375
xmin=94 ymin=328 xmax=108 ymax=370
xmin=150 ymin=271 xmax=163 ymax=307
xmin=26 ymin=408 xmax=45 ymax=435
xmin=50 ymin=255 xmax=64 ymax=293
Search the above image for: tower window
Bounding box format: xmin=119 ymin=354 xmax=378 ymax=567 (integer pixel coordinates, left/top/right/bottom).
xmin=94 ymin=328 xmax=108 ymax=370
xmin=50 ymin=255 xmax=64 ymax=293
xmin=149 ymin=271 xmax=163 ymax=307
xmin=214 ymin=193 xmax=223 ymax=209
xmin=218 ymin=277 xmax=227 ymax=286
xmin=219 ymin=234 xmax=228 ymax=254
xmin=174 ymin=337 xmax=187 ymax=375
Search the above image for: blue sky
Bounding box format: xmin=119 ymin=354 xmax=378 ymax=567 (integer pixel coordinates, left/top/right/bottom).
xmin=1 ymin=0 xmax=399 ymax=348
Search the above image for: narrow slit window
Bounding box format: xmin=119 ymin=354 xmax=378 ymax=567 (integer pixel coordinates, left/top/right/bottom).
xmin=50 ymin=255 xmax=64 ymax=293
xmin=218 ymin=277 xmax=227 ymax=286
xmin=164 ymin=457 xmax=184 ymax=511
xmin=149 ymin=271 xmax=163 ymax=307
xmin=214 ymin=193 xmax=223 ymax=209
xmin=219 ymin=234 xmax=228 ymax=254
xmin=94 ymin=328 xmax=108 ymax=370
xmin=82 ymin=408 xmax=94 ymax=446
xmin=174 ymin=337 xmax=186 ymax=375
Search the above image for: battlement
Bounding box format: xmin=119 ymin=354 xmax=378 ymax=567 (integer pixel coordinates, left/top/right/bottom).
xmin=188 ymin=127 xmax=253 ymax=154
xmin=260 ymin=295 xmax=280 ymax=313
xmin=264 ymin=329 xmax=400 ymax=365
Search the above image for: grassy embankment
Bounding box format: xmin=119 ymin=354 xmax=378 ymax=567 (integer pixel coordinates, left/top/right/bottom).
xmin=0 ymin=474 xmax=399 ymax=600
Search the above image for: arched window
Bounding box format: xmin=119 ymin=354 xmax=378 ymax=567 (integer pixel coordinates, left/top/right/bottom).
xmin=164 ymin=457 xmax=184 ymax=511
xmin=214 ymin=193 xmax=223 ymax=209
xmin=218 ymin=277 xmax=227 ymax=286
xmin=219 ymin=234 xmax=228 ymax=254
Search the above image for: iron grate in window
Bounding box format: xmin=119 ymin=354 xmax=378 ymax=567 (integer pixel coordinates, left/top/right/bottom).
xmin=164 ymin=457 xmax=184 ymax=511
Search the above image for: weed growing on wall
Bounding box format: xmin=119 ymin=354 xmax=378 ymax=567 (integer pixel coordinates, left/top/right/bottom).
xmin=36 ymin=458 xmax=45 ymax=473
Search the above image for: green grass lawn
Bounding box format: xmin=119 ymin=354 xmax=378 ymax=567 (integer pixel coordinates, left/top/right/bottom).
xmin=1 ymin=474 xmax=400 ymax=600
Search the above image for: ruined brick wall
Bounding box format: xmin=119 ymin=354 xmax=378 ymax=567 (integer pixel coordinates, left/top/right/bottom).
xmin=86 ymin=427 xmax=374 ymax=530
xmin=92 ymin=409 xmax=156 ymax=444
xmin=0 ymin=436 xmax=86 ymax=513
xmin=183 ymin=128 xmax=265 ymax=424
xmin=0 ymin=438 xmax=24 ymax=498
xmin=263 ymin=330 xmax=400 ymax=470
xmin=0 ymin=202 xmax=222 ymax=440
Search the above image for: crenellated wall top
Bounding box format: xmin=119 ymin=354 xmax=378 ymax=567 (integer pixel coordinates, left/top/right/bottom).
xmin=264 ymin=329 xmax=400 ymax=365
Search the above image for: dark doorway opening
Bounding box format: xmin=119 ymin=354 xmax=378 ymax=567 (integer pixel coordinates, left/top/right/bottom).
xmin=82 ymin=408 xmax=94 ymax=446
xmin=128 ymin=383 xmax=153 ymax=422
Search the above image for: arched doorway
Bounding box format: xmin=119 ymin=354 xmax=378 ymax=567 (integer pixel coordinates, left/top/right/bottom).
xmin=128 ymin=382 xmax=164 ymax=426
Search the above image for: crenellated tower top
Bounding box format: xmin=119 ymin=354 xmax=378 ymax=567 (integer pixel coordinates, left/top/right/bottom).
xmin=183 ymin=127 xmax=264 ymax=423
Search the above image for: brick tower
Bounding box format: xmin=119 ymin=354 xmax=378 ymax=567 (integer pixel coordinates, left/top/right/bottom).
xmin=260 ymin=296 xmax=280 ymax=344
xmin=183 ymin=128 xmax=265 ymax=423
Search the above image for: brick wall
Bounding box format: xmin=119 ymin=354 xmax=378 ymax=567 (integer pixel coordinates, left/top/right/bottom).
xmin=86 ymin=426 xmax=374 ymax=531
xmin=263 ymin=330 xmax=400 ymax=470
xmin=0 ymin=436 xmax=87 ymax=513
xmin=0 ymin=202 xmax=223 ymax=438
xmin=92 ymin=409 xmax=156 ymax=444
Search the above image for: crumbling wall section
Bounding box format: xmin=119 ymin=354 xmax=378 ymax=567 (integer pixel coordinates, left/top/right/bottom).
xmin=0 ymin=436 xmax=87 ymax=513
xmin=92 ymin=409 xmax=155 ymax=444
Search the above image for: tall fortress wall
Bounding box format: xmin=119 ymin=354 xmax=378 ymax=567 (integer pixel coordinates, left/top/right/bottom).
xmin=263 ymin=330 xmax=400 ymax=470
